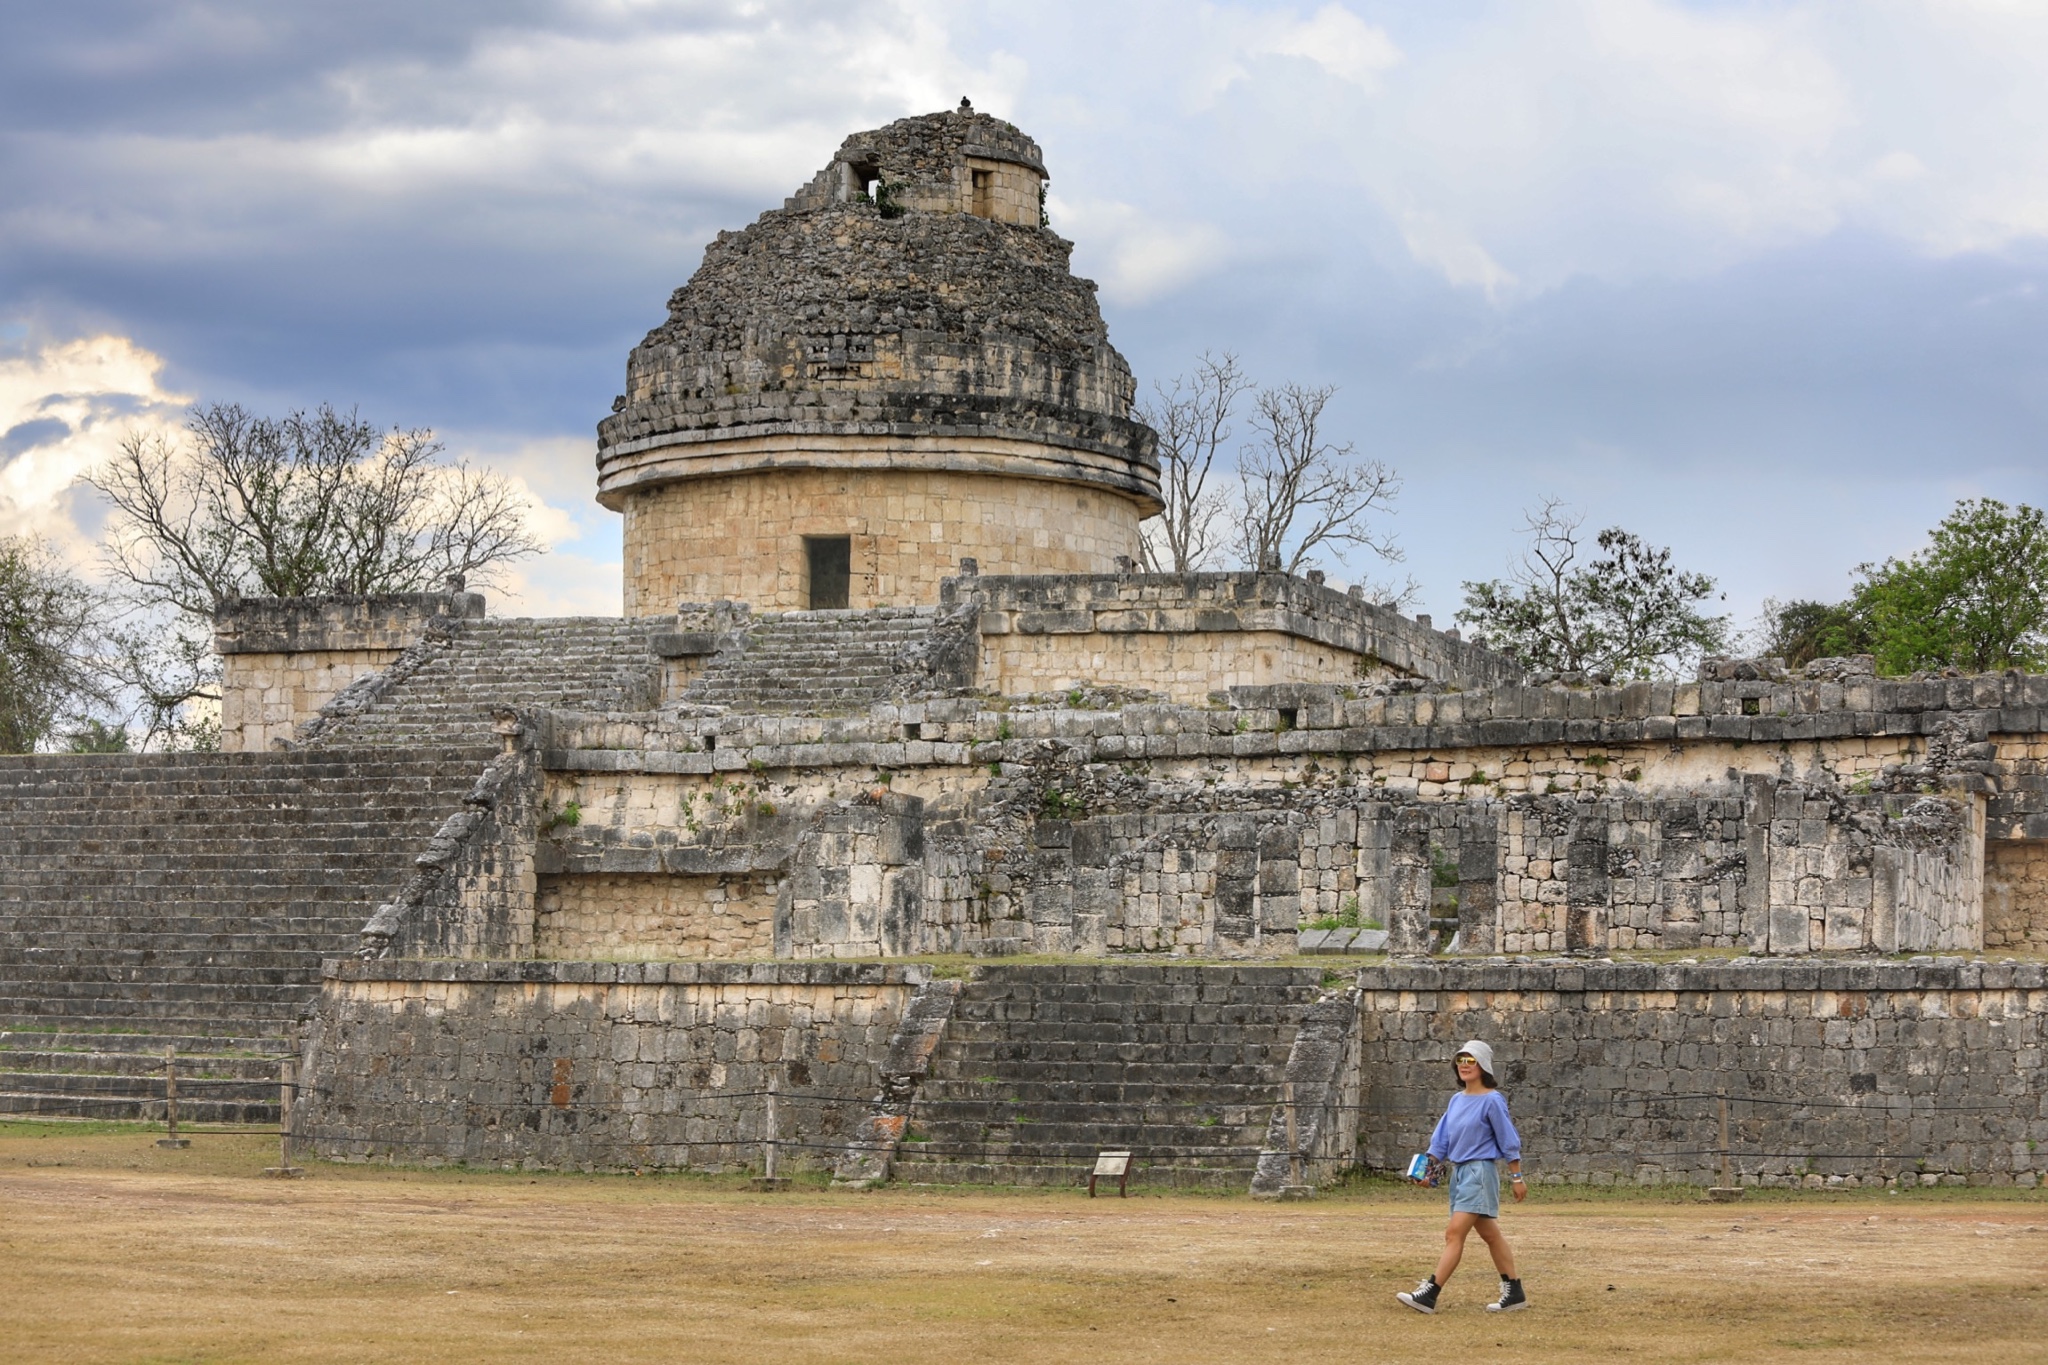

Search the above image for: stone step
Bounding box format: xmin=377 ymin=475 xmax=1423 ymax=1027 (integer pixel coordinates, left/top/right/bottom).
xmin=1 ymin=745 xmax=485 ymax=1077
xmin=896 ymin=1128 xmax=1264 ymax=1157
xmin=307 ymin=617 xmax=665 ymax=746
xmin=0 ymin=1089 xmax=277 ymax=1124
xmin=0 ymin=1049 xmax=277 ymax=1079
xmin=926 ymin=1058 xmax=1291 ymax=1085
xmin=0 ymin=934 xmax=368 ymax=953
xmin=890 ymin=965 xmax=1321 ymax=1191
xmin=887 ymin=1159 xmax=1254 ymax=1190
xmin=0 ymin=977 xmax=323 ymax=1003
xmin=0 ymin=1067 xmax=277 ymax=1097
xmin=679 ymin=607 xmax=954 ymax=714
xmin=0 ymin=1014 xmax=301 ymax=1039
xmin=0 ymin=1029 xmax=290 ymax=1056
xmin=902 ymin=1122 xmax=1269 ymax=1153
xmin=917 ymin=1078 xmax=1280 ymax=1106
xmin=938 ymin=1015 xmax=1306 ymax=1038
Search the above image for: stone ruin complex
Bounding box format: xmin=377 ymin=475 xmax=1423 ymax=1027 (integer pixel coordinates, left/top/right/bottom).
xmin=3 ymin=107 xmax=2044 ymax=1193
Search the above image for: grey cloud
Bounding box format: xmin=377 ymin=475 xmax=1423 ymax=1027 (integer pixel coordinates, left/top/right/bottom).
xmin=6 ymin=0 xmax=2047 ymax=626
xmin=1 ymin=417 xmax=70 ymax=460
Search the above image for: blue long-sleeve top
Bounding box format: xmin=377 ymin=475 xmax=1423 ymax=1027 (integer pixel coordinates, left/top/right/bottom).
xmin=1427 ymin=1089 xmax=1522 ymax=1164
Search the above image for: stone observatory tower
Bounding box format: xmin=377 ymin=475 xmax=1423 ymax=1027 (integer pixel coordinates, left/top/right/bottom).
xmin=596 ymin=104 xmax=1162 ymax=616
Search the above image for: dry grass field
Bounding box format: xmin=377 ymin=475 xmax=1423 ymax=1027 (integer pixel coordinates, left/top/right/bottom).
xmin=2 ymin=1123 xmax=2044 ymax=1364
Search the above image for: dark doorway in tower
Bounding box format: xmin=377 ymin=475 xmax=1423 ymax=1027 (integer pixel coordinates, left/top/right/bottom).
xmin=806 ymin=536 xmax=851 ymax=609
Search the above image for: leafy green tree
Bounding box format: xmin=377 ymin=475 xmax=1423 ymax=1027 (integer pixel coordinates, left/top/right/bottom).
xmin=65 ymin=719 xmax=131 ymax=753
xmin=1457 ymin=500 xmax=1729 ymax=679
xmin=0 ymin=535 xmax=110 ymax=752
xmin=1846 ymin=498 xmax=2048 ymax=674
xmin=1751 ymin=598 xmax=1871 ymax=669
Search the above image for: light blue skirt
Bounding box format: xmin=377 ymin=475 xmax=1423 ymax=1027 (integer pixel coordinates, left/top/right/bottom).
xmin=1448 ymin=1159 xmax=1501 ymax=1217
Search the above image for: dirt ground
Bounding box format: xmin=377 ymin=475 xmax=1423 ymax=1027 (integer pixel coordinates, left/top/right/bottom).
xmin=2 ymin=1124 xmax=2044 ymax=1364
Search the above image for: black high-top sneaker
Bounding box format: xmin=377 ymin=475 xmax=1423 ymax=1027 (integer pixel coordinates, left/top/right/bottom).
xmin=1485 ymin=1276 xmax=1528 ymax=1312
xmin=1396 ymin=1277 xmax=1441 ymax=1314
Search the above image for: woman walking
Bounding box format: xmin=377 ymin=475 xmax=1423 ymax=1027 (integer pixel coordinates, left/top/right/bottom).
xmin=1397 ymin=1039 xmax=1528 ymax=1314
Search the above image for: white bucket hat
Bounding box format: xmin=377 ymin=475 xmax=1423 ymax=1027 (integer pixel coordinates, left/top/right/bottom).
xmin=1455 ymin=1039 xmax=1495 ymax=1078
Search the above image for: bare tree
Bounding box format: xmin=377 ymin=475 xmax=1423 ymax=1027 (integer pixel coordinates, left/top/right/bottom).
xmin=87 ymin=403 xmax=544 ymax=615
xmin=1232 ymin=383 xmax=1402 ymax=577
xmin=106 ymin=617 xmax=223 ymax=752
xmin=1136 ymin=352 xmax=1250 ymax=573
xmin=84 ymin=402 xmax=545 ymax=747
xmin=1457 ymin=498 xmax=1729 ymax=679
xmin=0 ymin=535 xmax=112 ymax=752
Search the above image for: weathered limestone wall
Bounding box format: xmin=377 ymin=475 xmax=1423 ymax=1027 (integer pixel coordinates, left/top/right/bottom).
xmin=1492 ymin=786 xmax=1983 ymax=956
xmin=1355 ymin=959 xmax=2048 ymax=1188
xmin=960 ymin=573 xmax=1521 ymax=701
xmin=961 ymin=157 xmax=1042 ymax=225
xmin=783 ymin=107 xmax=1048 ymax=220
xmin=1985 ymin=841 xmax=2048 ymax=951
xmin=982 ymin=629 xmax=1372 ymax=700
xmin=534 ymin=872 xmax=779 ymax=960
xmin=507 ymin=666 xmax=2027 ymax=961
xmin=217 ymin=648 xmax=401 ymax=753
xmin=359 ymin=739 xmax=544 ymax=962
xmin=300 ymin=961 xmax=925 ymax=1172
xmin=298 ymin=957 xmax=2048 ymax=1184
xmin=213 ymin=592 xmax=485 ymax=751
xmin=618 ymin=466 xmax=1142 ymax=614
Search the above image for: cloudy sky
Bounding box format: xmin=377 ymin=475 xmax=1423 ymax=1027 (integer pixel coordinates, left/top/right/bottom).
xmin=4 ymin=0 xmax=2045 ymax=629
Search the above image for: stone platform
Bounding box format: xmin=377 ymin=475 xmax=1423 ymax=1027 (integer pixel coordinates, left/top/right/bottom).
xmin=296 ymin=957 xmax=2048 ymax=1191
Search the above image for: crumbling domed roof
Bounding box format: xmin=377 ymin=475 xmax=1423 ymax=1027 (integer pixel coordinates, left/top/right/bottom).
xmin=595 ymin=106 xmax=1160 ymax=512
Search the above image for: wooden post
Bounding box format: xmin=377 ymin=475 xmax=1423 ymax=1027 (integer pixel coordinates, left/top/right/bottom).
xmin=1720 ymin=1095 xmax=1732 ymax=1190
xmin=263 ymin=1056 xmax=305 ymax=1178
xmin=1285 ymin=1081 xmax=1303 ymax=1188
xmin=1707 ymin=1091 xmax=1743 ymax=1202
xmin=1274 ymin=1081 xmax=1313 ymax=1199
xmin=156 ymin=1046 xmax=189 ymax=1149
xmin=750 ymin=1072 xmax=790 ymax=1191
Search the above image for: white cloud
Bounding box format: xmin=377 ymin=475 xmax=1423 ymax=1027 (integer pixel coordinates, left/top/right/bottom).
xmin=0 ymin=334 xmax=190 ymax=568
xmin=0 ymin=331 xmax=625 ymax=617
xmin=1251 ymin=4 xmax=1401 ymax=89
xmin=1396 ymin=210 xmax=1517 ymax=301
xmin=1014 ymin=0 xmax=2048 ymax=300
xmin=443 ymin=432 xmax=624 ymax=617
xmin=1051 ymin=197 xmax=1232 ymax=304
xmin=1 ymin=0 xmax=1028 ymax=270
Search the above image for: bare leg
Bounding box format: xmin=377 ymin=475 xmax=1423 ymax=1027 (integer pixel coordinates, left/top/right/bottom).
xmin=1472 ymin=1215 xmax=1518 ymax=1279
xmin=1432 ymin=1211 xmax=1483 ymax=1285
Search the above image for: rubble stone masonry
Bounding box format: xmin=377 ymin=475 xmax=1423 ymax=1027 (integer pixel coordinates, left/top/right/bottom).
xmin=1356 ymin=958 xmax=2048 ymax=1188
xmin=302 ymin=961 xmax=925 ymax=1171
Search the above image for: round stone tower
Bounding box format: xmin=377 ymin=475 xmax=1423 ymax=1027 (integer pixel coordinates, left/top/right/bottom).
xmin=596 ymin=104 xmax=1162 ymax=616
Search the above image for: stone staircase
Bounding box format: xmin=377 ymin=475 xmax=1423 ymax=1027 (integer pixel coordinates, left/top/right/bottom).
xmin=890 ymin=964 xmax=1326 ymax=1189
xmin=0 ymin=1030 xmax=288 ymax=1124
xmin=0 ymin=749 xmax=489 ymax=1122
xmin=304 ymin=617 xmax=666 ymax=747
xmin=682 ymin=607 xmax=945 ymax=712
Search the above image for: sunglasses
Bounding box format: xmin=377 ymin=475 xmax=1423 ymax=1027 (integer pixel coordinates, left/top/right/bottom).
xmin=1455 ymin=1054 xmax=1477 ymax=1064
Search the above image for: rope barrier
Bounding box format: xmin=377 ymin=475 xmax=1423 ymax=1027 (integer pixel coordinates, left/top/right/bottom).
xmin=7 ymin=1074 xmax=2036 ymax=1116
xmin=4 ymin=1052 xmax=2035 ymax=1183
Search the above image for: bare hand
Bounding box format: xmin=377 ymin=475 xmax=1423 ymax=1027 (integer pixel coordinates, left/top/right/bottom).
xmin=1511 ymin=1178 xmax=1528 ymax=1203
